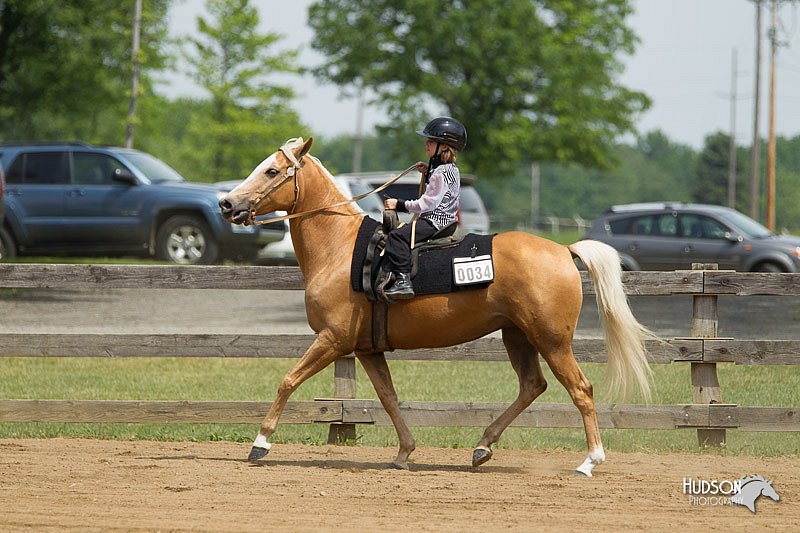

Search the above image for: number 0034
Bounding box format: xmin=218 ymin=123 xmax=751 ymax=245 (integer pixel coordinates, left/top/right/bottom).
xmin=452 ymin=255 xmax=494 ymax=286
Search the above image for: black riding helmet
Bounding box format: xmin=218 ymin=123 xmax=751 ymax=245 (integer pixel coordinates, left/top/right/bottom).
xmin=416 ymin=116 xmax=467 ymax=151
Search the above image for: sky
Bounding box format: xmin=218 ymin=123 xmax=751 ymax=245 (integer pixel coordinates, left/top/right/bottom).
xmin=161 ymin=0 xmax=800 ymax=150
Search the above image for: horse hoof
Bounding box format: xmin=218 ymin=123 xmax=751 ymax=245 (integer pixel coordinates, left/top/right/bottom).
xmin=574 ymin=468 xmax=592 ymax=477
xmin=472 ymin=446 xmax=493 ymax=467
xmin=248 ymin=446 xmax=270 ymax=462
xmin=389 ymin=462 xmax=409 ymax=471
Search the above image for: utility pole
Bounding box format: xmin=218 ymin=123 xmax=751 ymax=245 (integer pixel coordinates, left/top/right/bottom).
xmin=352 ymin=89 xmax=365 ymax=173
xmin=727 ymin=48 xmax=738 ymax=209
xmin=125 ymin=0 xmax=143 ymax=149
xmin=766 ymin=0 xmax=777 ymax=231
xmin=529 ymin=163 xmax=540 ymax=229
xmin=750 ymin=0 xmax=763 ymax=220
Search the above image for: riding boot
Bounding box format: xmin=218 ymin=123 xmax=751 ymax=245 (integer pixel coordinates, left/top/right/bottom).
xmin=384 ymin=272 xmax=415 ymax=299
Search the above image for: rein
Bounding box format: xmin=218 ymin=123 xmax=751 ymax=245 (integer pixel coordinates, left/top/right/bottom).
xmin=247 ymin=159 xmax=419 ymax=227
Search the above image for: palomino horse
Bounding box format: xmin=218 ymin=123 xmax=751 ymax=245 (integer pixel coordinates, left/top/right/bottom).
xmin=219 ymin=137 xmax=654 ymax=476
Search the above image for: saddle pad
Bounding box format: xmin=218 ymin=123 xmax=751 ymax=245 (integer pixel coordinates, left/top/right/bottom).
xmin=350 ymin=217 xmax=495 ymax=296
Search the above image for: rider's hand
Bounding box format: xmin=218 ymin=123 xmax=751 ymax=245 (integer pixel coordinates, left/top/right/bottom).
xmin=384 ymin=198 xmax=398 ymax=210
xmin=415 ymin=161 xmax=428 ymax=174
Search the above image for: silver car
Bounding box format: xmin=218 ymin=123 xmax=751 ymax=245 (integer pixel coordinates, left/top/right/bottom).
xmin=257 ymin=176 xmax=384 ymax=265
xmin=584 ymin=202 xmax=800 ymax=272
xmin=340 ymin=171 xmax=491 ymax=236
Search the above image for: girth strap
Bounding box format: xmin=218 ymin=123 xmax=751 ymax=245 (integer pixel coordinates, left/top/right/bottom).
xmin=371 ymin=301 xmax=392 ymax=353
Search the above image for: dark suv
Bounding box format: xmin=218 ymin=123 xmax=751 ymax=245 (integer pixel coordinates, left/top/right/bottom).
xmin=584 ymin=202 xmax=800 ymax=272
xmin=0 ymin=143 xmax=284 ymax=264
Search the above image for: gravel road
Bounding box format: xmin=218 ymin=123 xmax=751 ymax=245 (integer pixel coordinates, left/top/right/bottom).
xmin=2 ymin=288 xmax=798 ymax=340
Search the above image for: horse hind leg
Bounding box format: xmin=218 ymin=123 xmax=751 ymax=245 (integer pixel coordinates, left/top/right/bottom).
xmin=356 ymin=351 xmax=416 ymax=469
xmin=539 ymin=343 xmax=605 ymax=477
xmin=472 ymin=327 xmax=548 ymax=467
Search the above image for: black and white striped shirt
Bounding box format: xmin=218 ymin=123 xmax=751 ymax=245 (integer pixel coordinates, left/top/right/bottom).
xmin=403 ymin=163 xmax=460 ymax=230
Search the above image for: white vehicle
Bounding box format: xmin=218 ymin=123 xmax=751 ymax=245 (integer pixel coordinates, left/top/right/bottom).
xmin=339 ymin=171 xmax=491 ymax=237
xmin=257 ymin=176 xmax=383 ymax=265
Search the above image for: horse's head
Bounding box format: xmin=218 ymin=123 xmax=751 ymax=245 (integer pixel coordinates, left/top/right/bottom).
xmin=761 ymin=481 xmax=780 ymax=502
xmin=736 ymin=475 xmax=781 ymax=510
xmin=219 ymin=137 xmax=314 ymax=225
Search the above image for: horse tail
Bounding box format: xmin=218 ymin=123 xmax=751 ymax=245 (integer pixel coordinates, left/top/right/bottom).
xmin=568 ymin=240 xmax=654 ymax=401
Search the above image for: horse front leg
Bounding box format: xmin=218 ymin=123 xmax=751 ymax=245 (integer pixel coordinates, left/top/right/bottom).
xmin=355 ymin=351 xmax=416 ymax=470
xmin=249 ymin=333 xmax=346 ymax=461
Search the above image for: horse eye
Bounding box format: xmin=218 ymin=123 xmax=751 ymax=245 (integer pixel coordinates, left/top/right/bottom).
xmin=266 ymin=168 xmax=279 ymax=177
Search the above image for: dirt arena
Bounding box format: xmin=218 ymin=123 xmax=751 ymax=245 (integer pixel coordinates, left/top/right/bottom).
xmin=0 ymin=439 xmax=797 ymax=532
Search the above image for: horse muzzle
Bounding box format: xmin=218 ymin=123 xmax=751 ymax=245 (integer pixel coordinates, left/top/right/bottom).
xmin=218 ymin=198 xmax=251 ymax=225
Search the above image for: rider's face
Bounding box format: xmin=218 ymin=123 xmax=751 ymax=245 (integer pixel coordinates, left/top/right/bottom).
xmin=425 ymin=139 xmax=437 ymax=157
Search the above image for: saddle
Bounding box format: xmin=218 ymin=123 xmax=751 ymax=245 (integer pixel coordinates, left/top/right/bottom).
xmin=350 ymin=212 xmax=495 ymax=352
xmin=372 ymin=211 xmax=458 ymax=301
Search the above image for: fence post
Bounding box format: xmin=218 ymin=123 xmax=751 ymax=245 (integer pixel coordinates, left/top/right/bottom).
xmin=690 ymin=263 xmax=725 ymax=447
xmin=327 ymin=355 xmax=357 ymax=444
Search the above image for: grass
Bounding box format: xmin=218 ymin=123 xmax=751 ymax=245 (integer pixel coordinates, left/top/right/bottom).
xmin=1 ymin=356 xmax=798 ymax=456
xmin=489 ymin=228 xmax=584 ymax=246
xmin=526 ymin=229 xmax=584 ymax=245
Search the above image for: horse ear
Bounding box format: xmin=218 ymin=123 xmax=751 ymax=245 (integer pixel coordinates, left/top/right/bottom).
xmin=295 ymin=136 xmax=313 ymax=160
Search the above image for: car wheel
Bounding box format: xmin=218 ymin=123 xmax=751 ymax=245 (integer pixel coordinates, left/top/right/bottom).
xmin=155 ymin=215 xmax=219 ymax=265
xmin=753 ymin=262 xmax=784 ymax=273
xmin=0 ymin=227 xmax=17 ymax=260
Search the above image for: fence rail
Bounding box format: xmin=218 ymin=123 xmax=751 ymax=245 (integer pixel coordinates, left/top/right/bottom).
xmin=1 ymin=264 xmax=799 ymax=445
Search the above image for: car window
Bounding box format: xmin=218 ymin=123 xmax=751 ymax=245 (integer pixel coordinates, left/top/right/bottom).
xmin=348 ymin=182 xmax=383 ymax=213
xmin=460 ymin=186 xmax=484 ymax=213
xmin=71 ymin=152 xmax=124 ymax=185
xmin=609 ymin=213 xmax=676 ymax=236
xmin=608 ymin=216 xmax=635 ymax=235
xmin=6 ymin=155 xmax=23 ymax=184
xmin=679 ymin=214 xmax=728 ymax=239
xmin=119 ymin=151 xmax=185 ymax=183
xmin=717 ymin=209 xmax=773 ymax=238
xmin=381 ymin=184 xmax=420 ymax=201
xmin=6 ymin=152 xmax=69 ymax=185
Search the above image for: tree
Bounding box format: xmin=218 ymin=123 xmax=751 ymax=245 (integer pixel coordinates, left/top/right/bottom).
xmin=181 ymin=0 xmax=306 ymax=181
xmin=774 ymin=135 xmax=800 ymax=231
xmin=312 ymin=132 xmax=420 ymax=174
xmin=634 ymin=130 xmax=696 ymax=200
xmin=0 ymin=0 xmax=171 ymax=142
xmin=308 ymin=0 xmax=650 ymax=177
xmin=693 ymin=132 xmax=737 ymax=206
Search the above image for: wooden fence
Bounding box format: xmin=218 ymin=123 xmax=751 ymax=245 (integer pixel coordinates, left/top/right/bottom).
xmin=1 ymin=263 xmax=799 ymax=447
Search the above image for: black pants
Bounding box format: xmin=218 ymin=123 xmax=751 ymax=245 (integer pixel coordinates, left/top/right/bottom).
xmin=385 ymin=218 xmax=437 ymax=274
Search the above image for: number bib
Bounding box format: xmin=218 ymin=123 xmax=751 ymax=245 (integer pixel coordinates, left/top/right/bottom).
xmin=452 ymin=254 xmax=494 ymax=286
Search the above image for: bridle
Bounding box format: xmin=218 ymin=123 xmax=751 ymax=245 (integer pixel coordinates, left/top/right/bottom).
xmin=245 ymin=143 xmax=303 ymax=226
xmin=245 ymin=143 xmax=418 ymax=226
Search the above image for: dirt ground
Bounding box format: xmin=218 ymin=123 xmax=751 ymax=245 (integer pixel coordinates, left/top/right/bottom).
xmin=0 ymin=439 xmax=797 ymax=532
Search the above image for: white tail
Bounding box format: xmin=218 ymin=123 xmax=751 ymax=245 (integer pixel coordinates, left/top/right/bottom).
xmin=569 ymin=240 xmax=655 ymax=401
